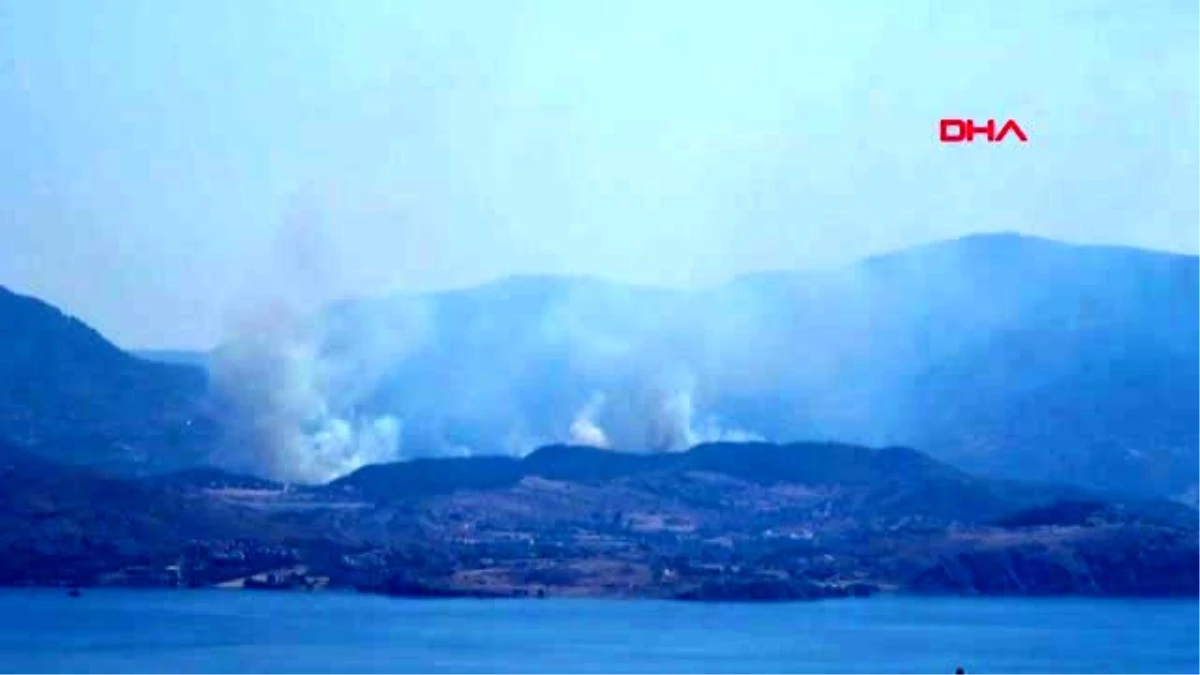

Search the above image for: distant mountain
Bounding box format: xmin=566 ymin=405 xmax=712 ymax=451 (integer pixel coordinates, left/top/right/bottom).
xmin=276 ymin=234 xmax=1197 ymax=497
xmin=5 ymin=233 xmax=1196 ymax=497
xmin=0 ymin=285 xmax=217 ymax=474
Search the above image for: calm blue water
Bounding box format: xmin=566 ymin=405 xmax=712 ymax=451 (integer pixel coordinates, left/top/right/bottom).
xmin=0 ymin=590 xmax=1195 ymax=673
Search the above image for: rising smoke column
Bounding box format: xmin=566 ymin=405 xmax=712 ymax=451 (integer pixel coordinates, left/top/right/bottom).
xmin=208 ymin=300 xmax=422 ymax=483
xmin=564 ymin=370 xmax=763 ymax=452
xmin=207 ymin=194 xmax=433 ymax=483
xmin=632 ymin=372 xmax=764 ymax=451
xmin=210 ymin=244 xmax=768 ymax=477
xmin=567 ymin=392 xmax=611 ymax=448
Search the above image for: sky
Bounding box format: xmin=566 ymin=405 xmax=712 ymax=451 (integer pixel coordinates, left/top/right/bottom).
xmin=1 ymin=0 xmax=1197 ymax=349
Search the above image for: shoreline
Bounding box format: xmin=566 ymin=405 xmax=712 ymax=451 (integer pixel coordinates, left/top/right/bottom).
xmin=4 ymin=582 xmax=1196 ymax=604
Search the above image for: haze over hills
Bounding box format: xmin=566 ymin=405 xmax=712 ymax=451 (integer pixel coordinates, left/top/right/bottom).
xmin=134 ymin=350 xmax=210 ymax=368
xmin=208 ymin=233 xmax=1198 ymax=496
xmin=0 ymin=233 xmax=1196 ymax=500
xmin=1 ymin=246 xmax=1197 ymax=600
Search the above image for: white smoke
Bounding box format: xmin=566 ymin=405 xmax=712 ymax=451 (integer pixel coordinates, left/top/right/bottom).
xmin=209 ymin=297 xmax=429 ymax=483
xmin=307 ymin=414 xmax=403 ymax=481
xmin=563 ymin=375 xmax=763 ymax=453
xmin=209 ymin=198 xmax=766 ymax=478
xmin=639 ymin=375 xmax=763 ymax=451
xmin=568 ymin=393 xmax=611 ymax=448
xmin=643 ymin=382 xmax=698 ymax=451
xmin=208 ymin=195 xmax=437 ymax=483
xmin=693 ymin=418 xmax=766 ymax=444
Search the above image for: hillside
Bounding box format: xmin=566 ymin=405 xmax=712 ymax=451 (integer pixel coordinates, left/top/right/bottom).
xmin=315 ymin=442 xmax=1200 ymax=599
xmin=0 ymin=438 xmax=250 ymax=584
xmin=1 ymin=440 xmax=1195 ymax=599
xmin=2 ymin=233 xmax=1196 ymax=497
xmin=260 ymin=234 xmax=1198 ymax=497
xmin=332 ymin=441 xmax=1034 ymax=521
xmin=0 ymin=286 xmax=217 ymax=474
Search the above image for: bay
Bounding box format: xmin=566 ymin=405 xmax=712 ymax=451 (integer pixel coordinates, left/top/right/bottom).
xmin=0 ymin=590 xmax=1195 ymax=673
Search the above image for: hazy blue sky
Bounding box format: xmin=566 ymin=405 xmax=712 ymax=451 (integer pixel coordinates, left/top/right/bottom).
xmin=1 ymin=0 xmax=1197 ymax=348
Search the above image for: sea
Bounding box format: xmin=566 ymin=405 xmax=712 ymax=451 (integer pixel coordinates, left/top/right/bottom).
xmin=0 ymin=589 xmax=1195 ymax=673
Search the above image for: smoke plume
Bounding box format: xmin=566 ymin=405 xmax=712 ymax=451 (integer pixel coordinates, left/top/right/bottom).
xmin=564 ymin=375 xmax=763 ymax=452
xmin=207 ymin=202 xmax=771 ymax=481
xmin=208 ymin=195 xmax=430 ymax=483
xmin=208 ymin=300 xmax=422 ymax=483
xmin=567 ymin=393 xmax=611 ymax=448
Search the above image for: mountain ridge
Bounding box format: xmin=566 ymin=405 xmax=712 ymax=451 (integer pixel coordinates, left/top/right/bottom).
xmin=0 ymin=285 xmax=217 ymax=474
xmin=1 ymin=233 xmax=1196 ymax=498
xmin=299 ymin=233 xmax=1199 ymax=496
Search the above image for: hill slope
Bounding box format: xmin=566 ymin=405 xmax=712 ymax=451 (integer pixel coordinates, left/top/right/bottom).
xmin=300 ymin=443 xmax=1200 ymax=598
xmin=0 ymin=285 xmax=216 ymax=473
xmin=1 ymin=440 xmax=1194 ymax=598
xmin=333 ymin=441 xmax=1019 ymax=519
xmin=4 ymin=233 xmax=1195 ymax=495
xmin=249 ymin=234 xmax=1197 ymax=496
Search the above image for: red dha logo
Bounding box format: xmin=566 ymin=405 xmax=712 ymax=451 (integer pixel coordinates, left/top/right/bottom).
xmin=939 ymin=119 xmax=1028 ymax=143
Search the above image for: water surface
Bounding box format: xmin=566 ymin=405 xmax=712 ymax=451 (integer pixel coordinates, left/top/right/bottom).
xmin=0 ymin=590 xmax=1195 ymax=673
